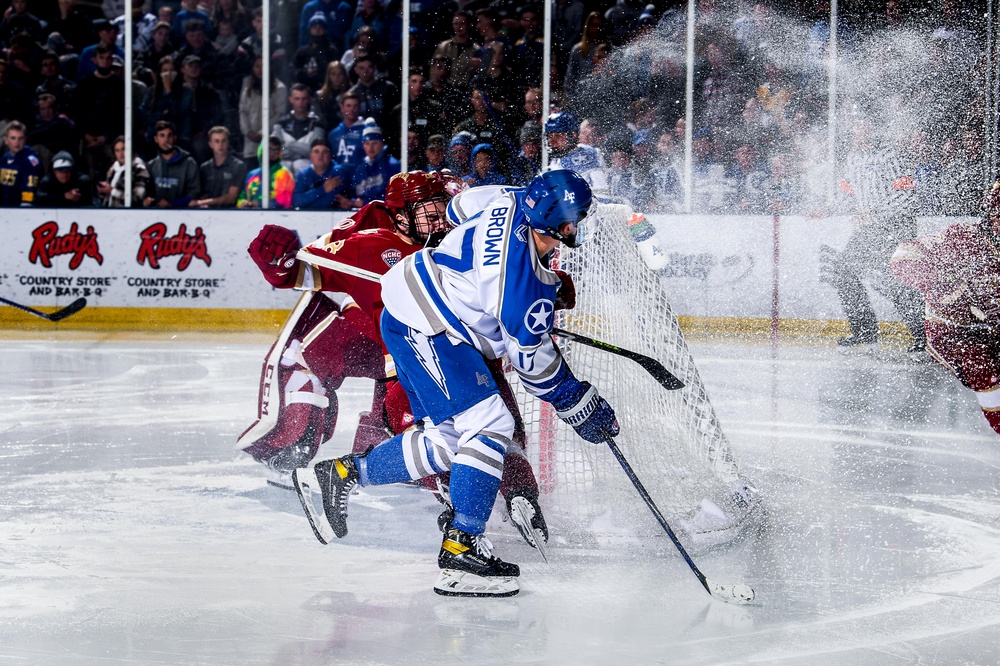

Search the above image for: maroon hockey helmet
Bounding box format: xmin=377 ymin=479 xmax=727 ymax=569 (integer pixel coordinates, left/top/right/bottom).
xmin=385 ymin=171 xmax=450 ymax=245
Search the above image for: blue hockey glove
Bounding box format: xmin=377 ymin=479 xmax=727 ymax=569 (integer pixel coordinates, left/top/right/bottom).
xmin=553 ymin=380 xmax=619 ymax=443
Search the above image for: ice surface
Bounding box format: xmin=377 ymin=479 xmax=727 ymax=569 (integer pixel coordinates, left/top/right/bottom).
xmin=1 ymin=332 xmax=999 ymax=665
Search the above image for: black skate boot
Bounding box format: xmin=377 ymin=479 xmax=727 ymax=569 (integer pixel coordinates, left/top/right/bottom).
xmin=293 ymin=453 xmax=360 ymax=544
xmin=434 ymin=526 xmax=520 ymax=597
xmin=505 ymin=487 xmax=549 ymax=561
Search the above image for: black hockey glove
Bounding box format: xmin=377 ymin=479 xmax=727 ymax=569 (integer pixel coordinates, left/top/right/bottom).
xmin=554 ymin=380 xmax=619 ymax=444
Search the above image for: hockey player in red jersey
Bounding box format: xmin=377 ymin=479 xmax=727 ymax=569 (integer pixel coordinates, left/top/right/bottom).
xmin=889 ymin=181 xmax=1000 ymax=436
xmin=239 ymin=171 xmax=451 ymax=485
xmin=239 ymin=170 xmax=553 ymax=554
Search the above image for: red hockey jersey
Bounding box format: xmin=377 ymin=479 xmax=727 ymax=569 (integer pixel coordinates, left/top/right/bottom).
xmin=890 ymin=219 xmax=1000 ymax=327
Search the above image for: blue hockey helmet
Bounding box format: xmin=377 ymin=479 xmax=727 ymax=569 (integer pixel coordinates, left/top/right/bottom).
xmin=522 ymin=170 xmax=592 ymax=246
xmin=544 ymin=110 xmax=580 ymax=135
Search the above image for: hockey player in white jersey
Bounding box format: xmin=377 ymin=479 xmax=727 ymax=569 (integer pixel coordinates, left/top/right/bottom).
xmin=545 ymin=110 xmax=669 ymax=271
xmin=545 ymin=110 xmax=610 ymax=201
xmin=293 ymin=170 xmax=619 ymax=597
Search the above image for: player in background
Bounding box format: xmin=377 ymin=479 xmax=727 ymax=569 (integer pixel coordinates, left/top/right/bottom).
xmin=889 ymin=181 xmax=1000 ymax=436
xmin=823 ymin=121 xmax=926 ymax=351
xmin=292 ymin=170 xmax=619 ymax=597
xmin=239 ymin=171 xmax=452 ymax=487
xmin=0 ymin=121 xmax=41 ymax=207
xmin=545 ymin=110 xmax=668 ymax=272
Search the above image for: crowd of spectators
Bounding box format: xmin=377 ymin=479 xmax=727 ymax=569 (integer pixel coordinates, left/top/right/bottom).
xmin=0 ymin=0 xmax=992 ymax=214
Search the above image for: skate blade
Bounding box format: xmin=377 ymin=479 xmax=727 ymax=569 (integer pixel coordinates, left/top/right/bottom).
xmin=292 ymin=467 xmax=334 ymax=545
xmin=434 ymin=570 xmax=519 ymax=597
xmin=264 ymin=466 xmax=294 ymax=491
xmin=509 ymin=496 xmax=548 ymax=563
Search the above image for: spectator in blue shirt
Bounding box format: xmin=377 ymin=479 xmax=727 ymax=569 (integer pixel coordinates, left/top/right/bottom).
xmin=345 ymin=121 xmax=400 ymax=206
xmin=327 ymin=91 xmax=366 ymax=170
xmin=78 ymin=19 xmax=126 ymax=80
xmin=299 ymin=0 xmax=354 ymax=49
xmin=463 ymin=143 xmax=507 ymax=187
xmin=293 ymin=137 xmax=349 ymax=209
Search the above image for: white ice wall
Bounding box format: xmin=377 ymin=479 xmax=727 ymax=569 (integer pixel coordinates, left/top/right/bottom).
xmin=0 ymin=209 xmax=968 ymax=321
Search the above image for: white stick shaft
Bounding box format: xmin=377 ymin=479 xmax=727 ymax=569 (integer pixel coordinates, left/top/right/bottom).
xmin=295 ymin=249 xmax=384 ymax=283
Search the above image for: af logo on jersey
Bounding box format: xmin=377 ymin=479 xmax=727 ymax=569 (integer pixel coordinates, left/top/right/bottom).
xmin=524 ymin=299 xmax=554 ymax=335
xmin=381 ymin=248 xmax=402 ymax=267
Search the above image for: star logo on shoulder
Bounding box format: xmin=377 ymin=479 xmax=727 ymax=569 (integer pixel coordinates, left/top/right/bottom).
xmin=524 ymin=299 xmax=554 ymax=335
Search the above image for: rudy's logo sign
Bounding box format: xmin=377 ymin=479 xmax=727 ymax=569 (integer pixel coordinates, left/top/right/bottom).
xmin=29 ymin=221 xmax=104 ymax=269
xmin=137 ymin=222 xmax=212 ymax=270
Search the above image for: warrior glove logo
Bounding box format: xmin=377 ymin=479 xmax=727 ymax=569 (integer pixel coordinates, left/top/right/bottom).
xmin=524 ymin=299 xmax=554 ymax=335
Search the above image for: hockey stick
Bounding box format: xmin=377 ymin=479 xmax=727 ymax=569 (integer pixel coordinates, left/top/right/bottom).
xmin=0 ymin=295 xmax=87 ymax=322
xmin=293 ymin=251 xmax=686 ymax=391
xmin=551 ymin=328 xmax=684 ymax=390
xmin=603 ymin=432 xmax=755 ymax=605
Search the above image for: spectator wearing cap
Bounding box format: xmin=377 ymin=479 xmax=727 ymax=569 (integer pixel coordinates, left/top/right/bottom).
xmin=237 ymin=135 xmax=295 ymax=208
xmin=144 ymin=120 xmax=200 ymax=208
xmin=114 ymin=0 xmax=158 ymax=51
xmin=273 ymin=83 xmax=327 ymax=176
xmin=387 ymin=67 xmax=444 ymax=155
xmin=511 ymin=5 xmax=544 ymax=89
xmin=424 ymin=134 xmax=448 ymax=172
xmin=78 ymin=19 xmax=126 ymax=80
xmin=434 ymin=11 xmax=481 ymax=89
xmin=299 ymin=0 xmax=354 ymax=50
xmin=172 ymin=19 xmax=222 ymax=84
xmin=175 ymin=53 xmax=225 ymax=165
xmin=345 ymin=0 xmax=388 ymax=53
xmin=194 ymin=126 xmax=247 ymax=207
xmin=0 ymin=0 xmax=43 ymax=47
xmin=346 ymin=121 xmax=400 ymax=206
xmin=463 ymin=143 xmax=506 ymax=188
xmin=293 ymin=137 xmax=349 ymax=209
xmin=74 ymin=44 xmax=125 ymax=182
xmin=510 ymin=123 xmax=541 ymax=185
xmin=48 ymin=0 xmax=96 ymax=58
xmin=691 ymin=126 xmax=729 ymax=213
xmin=423 ymin=55 xmax=469 ymax=133
xmin=36 ymin=151 xmax=95 ymax=208
xmin=173 ymin=0 xmax=212 ymax=41
xmin=137 ymin=21 xmax=176 ymax=74
xmin=347 ymin=54 xmax=399 ymax=128
xmin=327 ymin=90 xmax=365 ymax=170
xmin=447 ymin=131 xmax=474 ymax=178
xmin=293 ymin=13 xmax=335 ymax=91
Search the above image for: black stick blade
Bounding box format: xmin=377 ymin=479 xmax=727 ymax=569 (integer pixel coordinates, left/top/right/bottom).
xmin=552 ymin=328 xmax=684 ymax=391
xmin=46 ymin=297 xmax=87 ymax=321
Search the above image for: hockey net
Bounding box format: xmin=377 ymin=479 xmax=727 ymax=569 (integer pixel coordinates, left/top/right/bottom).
xmin=506 ymin=204 xmax=762 ymax=550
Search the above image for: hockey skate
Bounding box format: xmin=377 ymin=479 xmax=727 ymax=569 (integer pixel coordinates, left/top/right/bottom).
xmin=293 ymin=453 xmax=360 ymax=544
xmin=435 ymin=526 xmax=520 ymax=598
xmin=505 ymin=487 xmax=549 ymax=562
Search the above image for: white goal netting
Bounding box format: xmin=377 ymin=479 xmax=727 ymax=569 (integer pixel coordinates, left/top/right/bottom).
xmin=507 ymin=205 xmax=762 ymax=550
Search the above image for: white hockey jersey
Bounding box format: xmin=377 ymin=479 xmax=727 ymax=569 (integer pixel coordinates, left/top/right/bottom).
xmin=381 ymin=189 xmax=566 ymax=396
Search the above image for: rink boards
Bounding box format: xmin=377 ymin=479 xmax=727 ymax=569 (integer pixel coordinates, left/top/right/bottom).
xmin=0 ymin=208 xmax=968 ymax=334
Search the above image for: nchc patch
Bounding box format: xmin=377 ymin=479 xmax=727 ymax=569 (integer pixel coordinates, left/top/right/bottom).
xmin=381 ymin=248 xmax=403 ymax=267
